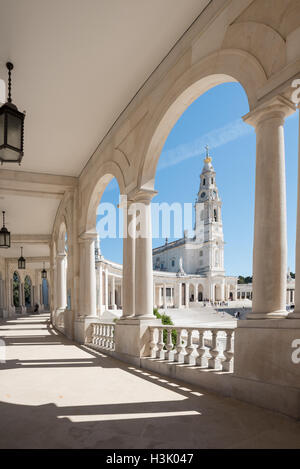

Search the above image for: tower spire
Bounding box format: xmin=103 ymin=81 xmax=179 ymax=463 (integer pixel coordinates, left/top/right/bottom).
xmin=204 ymin=144 xmax=212 ymax=164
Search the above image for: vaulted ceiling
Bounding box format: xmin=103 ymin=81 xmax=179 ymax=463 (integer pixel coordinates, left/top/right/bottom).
xmin=0 ymin=0 xmax=209 ymax=262
xmin=0 ymin=0 xmax=208 ymax=177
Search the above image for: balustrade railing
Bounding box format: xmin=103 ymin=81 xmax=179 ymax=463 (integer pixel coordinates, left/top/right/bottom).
xmin=89 ymin=322 xmax=115 ymax=351
xmin=149 ymin=326 xmax=235 ymax=372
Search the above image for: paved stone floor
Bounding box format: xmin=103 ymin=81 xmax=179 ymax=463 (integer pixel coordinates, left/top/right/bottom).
xmin=1 ymin=313 xmax=300 ymax=449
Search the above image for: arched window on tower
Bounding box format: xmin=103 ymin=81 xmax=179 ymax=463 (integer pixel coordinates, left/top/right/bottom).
xmin=203 ymin=178 xmax=206 ymax=186
xmin=214 ymin=209 xmax=217 ymax=222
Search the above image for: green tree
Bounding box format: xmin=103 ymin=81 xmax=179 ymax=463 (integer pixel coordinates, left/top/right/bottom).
xmin=153 ymin=308 xmax=177 ymax=347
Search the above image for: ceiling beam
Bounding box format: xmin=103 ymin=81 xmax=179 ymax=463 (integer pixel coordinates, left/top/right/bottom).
xmin=11 ymin=234 xmax=51 ymax=245
xmin=0 ymin=168 xmax=77 ymax=198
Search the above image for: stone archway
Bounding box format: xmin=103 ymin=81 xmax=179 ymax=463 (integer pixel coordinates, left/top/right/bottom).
xmin=139 ymin=49 xmax=266 ymax=190
xmin=198 ymin=284 xmax=204 ymax=302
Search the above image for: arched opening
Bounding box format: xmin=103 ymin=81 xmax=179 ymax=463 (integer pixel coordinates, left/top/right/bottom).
xmin=24 ymin=275 xmax=32 ymax=308
xmin=198 ymin=284 xmax=203 ymax=302
xmin=86 ymin=171 xmax=124 ymax=319
xmin=146 ymin=78 xmax=254 ymax=316
xmin=13 ymin=272 xmax=20 ymax=308
xmin=189 ymin=284 xmax=195 ymax=302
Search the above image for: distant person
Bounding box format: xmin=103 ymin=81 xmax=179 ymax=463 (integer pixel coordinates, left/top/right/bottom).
xmin=236 ymin=311 xmax=240 ymax=319
xmin=33 ymin=303 xmax=39 ymax=314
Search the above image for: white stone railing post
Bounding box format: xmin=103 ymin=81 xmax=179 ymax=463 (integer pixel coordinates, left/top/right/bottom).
xmin=157 ymin=328 xmax=165 ymax=359
xmin=166 ymin=328 xmax=174 ymax=361
xmin=184 ymin=328 xmax=195 ymax=364
xmin=150 ymin=327 xmax=158 ymax=358
xmin=223 ymin=329 xmax=234 ymax=372
xmin=174 ymin=328 xmax=186 ymax=362
xmin=195 ymin=330 xmax=207 ymax=367
xmin=208 ymin=330 xmax=220 ymax=369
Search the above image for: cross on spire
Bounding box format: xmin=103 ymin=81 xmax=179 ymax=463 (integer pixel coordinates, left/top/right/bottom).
xmin=204 ymin=144 xmax=212 ymax=164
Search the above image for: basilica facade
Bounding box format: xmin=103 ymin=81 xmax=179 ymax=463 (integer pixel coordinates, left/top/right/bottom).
xmin=152 ymin=152 xmax=237 ymax=307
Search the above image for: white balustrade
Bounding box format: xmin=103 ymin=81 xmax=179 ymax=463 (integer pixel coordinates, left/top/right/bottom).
xmin=90 ymin=322 xmax=115 ymax=351
xmin=149 ymin=325 xmax=235 ymax=372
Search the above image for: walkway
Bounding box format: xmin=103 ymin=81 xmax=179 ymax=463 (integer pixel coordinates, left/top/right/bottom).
xmin=1 ymin=314 xmax=300 ymax=449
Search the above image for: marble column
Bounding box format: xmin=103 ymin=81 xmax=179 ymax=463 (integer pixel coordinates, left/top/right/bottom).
xmin=158 ymin=286 xmax=162 ymax=307
xmin=290 ymin=105 xmax=300 ymax=318
xmin=178 ymin=283 xmax=182 ymax=308
xmin=163 ymin=283 xmax=167 ymax=309
xmin=98 ymin=263 xmax=103 ymax=316
xmin=111 ymin=275 xmax=116 ymax=310
xmin=186 ymin=283 xmax=190 ymax=308
xmin=56 ymin=252 xmax=67 ymax=312
xmin=105 ymin=267 xmax=108 ymax=311
xmin=194 ymin=283 xmax=198 ymax=302
xmin=81 ymin=236 xmax=97 ymax=318
xmin=133 ymin=190 xmax=156 ymax=318
xmin=244 ymin=96 xmax=295 ymax=319
xmin=122 ymin=200 xmax=135 ymax=318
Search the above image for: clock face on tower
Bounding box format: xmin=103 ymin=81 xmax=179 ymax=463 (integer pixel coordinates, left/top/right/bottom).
xmin=201 ymin=192 xmax=206 ymax=199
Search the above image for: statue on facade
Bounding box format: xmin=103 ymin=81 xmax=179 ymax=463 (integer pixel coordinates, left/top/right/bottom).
xmin=177 ymin=256 xmax=185 ymax=276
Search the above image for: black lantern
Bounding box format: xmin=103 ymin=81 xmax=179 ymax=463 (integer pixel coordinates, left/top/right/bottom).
xmin=0 ymin=62 xmax=25 ymax=165
xmin=41 ymin=262 xmax=47 ymax=279
xmin=18 ymin=246 xmax=26 ymax=269
xmin=0 ymin=211 xmax=10 ymax=248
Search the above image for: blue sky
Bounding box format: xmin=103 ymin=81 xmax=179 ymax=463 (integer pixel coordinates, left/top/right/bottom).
xmin=97 ymin=83 xmax=299 ymax=277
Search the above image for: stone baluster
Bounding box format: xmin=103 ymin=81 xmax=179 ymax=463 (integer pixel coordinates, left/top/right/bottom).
xmin=111 ymin=325 xmax=115 ymax=349
xmin=157 ymin=328 xmax=165 ymax=359
xmin=98 ymin=324 xmax=103 ymax=347
xmin=166 ymin=328 xmax=174 ymax=361
xmin=150 ymin=327 xmax=158 ymax=358
xmin=92 ymin=324 xmax=96 ymax=345
xmin=208 ymin=330 xmax=220 ymax=369
xmin=195 ymin=329 xmax=207 ymax=367
xmin=184 ymin=328 xmax=195 ymax=364
xmin=174 ymin=328 xmax=186 ymax=362
xmin=222 ymin=329 xmax=234 ymax=372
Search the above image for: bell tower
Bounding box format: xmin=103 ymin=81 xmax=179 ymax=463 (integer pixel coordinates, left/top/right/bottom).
xmin=194 ymin=146 xmax=225 ymax=275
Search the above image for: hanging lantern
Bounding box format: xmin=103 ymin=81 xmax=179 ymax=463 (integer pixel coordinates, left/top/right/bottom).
xmin=41 ymin=261 xmax=47 ymax=279
xmin=18 ymin=246 xmax=26 ymax=269
xmin=0 ymin=62 xmax=25 ymax=165
xmin=0 ymin=211 xmax=10 ymax=248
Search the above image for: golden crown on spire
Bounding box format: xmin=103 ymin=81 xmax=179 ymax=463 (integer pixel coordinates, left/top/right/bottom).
xmin=204 ymin=144 xmax=212 ymax=164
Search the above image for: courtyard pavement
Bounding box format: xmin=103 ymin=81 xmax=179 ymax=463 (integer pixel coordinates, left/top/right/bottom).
xmin=1 ymin=313 xmax=300 ymax=449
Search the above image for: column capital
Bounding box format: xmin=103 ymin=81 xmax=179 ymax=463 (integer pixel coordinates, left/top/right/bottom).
xmin=127 ymin=188 xmax=158 ymax=204
xmin=78 ymin=231 xmax=98 ymax=243
xmin=243 ymin=96 xmax=296 ymax=128
xmin=56 ymin=251 xmax=67 ymax=260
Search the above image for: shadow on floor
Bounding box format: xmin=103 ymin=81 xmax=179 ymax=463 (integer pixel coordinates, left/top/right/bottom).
xmin=1 ymin=313 xmax=300 ymax=449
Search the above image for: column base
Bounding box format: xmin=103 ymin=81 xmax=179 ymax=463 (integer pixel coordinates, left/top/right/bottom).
xmin=114 ymin=317 xmax=161 ymax=364
xmin=246 ymin=310 xmax=288 ymax=319
xmin=234 ymin=319 xmax=300 ymax=389
xmin=288 ymin=310 xmax=300 ymax=319
xmin=74 ymin=315 xmax=100 ymax=344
